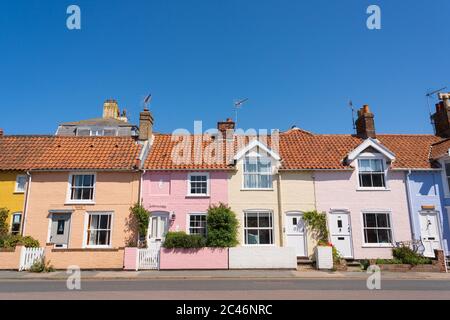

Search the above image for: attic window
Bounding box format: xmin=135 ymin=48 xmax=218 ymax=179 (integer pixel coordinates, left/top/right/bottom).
xmin=358 ymin=158 xmax=386 ymax=188
xmin=243 ymin=156 xmax=273 ymax=189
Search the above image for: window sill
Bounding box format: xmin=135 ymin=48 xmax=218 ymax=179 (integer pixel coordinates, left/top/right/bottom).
xmin=13 ymin=191 xmax=25 ymax=194
xmin=241 ymin=188 xmax=274 ymax=191
xmin=186 ymin=194 xmax=210 ymax=198
xmin=242 ymin=244 xmax=276 ymax=247
xmin=84 ymin=245 xmax=112 ymax=249
xmin=361 ymin=244 xmax=393 ymax=248
xmin=65 ymin=201 xmax=95 ymax=205
xmin=356 ymin=187 xmax=391 ymax=192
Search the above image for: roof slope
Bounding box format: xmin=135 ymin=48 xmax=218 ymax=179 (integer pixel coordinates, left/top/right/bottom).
xmin=280 ymin=129 xmax=441 ymax=170
xmin=0 ymin=136 xmax=141 ymax=171
xmin=59 ymin=118 xmax=136 ymax=127
xmin=144 ymin=129 xmax=442 ymax=171
xmin=430 ymin=138 xmax=450 ymax=160
xmin=144 ymin=134 xmax=233 ymax=170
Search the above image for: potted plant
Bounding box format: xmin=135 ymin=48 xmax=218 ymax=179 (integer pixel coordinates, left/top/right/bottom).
xmin=315 ymin=240 xmax=334 ymax=270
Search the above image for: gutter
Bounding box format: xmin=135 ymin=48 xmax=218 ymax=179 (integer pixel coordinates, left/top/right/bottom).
xmin=21 ymin=171 xmax=32 ymax=236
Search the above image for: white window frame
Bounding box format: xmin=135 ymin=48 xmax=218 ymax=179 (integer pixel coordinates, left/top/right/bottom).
xmin=187 ymin=172 xmax=210 ymax=197
xmin=360 ymin=210 xmax=394 ymax=248
xmin=355 ymin=153 xmax=389 ymax=191
xmin=10 ymin=212 xmax=22 ymax=235
xmin=186 ymin=213 xmax=207 ymax=237
xmin=83 ymin=211 xmax=114 ymax=248
xmin=66 ymin=173 xmax=96 ymax=204
xmin=14 ymin=175 xmax=27 ymax=193
xmin=440 ymin=159 xmax=450 ymax=198
xmin=242 ymin=156 xmax=273 ymax=190
xmin=243 ymin=210 xmax=275 ymax=246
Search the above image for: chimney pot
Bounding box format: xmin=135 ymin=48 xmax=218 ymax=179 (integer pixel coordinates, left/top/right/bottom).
xmin=0 ymin=128 xmax=3 ymax=136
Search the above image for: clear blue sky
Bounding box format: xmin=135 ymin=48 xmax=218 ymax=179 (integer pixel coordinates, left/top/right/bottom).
xmin=1 ymin=0 xmax=449 ymax=135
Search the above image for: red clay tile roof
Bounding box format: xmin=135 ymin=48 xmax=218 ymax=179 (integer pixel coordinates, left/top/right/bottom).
xmin=145 ymin=129 xmax=442 ymax=170
xmin=144 ymin=134 xmax=233 ymax=170
xmin=430 ymin=138 xmax=450 ymax=160
xmin=0 ymin=136 xmax=142 ymax=171
xmin=280 ymin=129 xmax=441 ymax=170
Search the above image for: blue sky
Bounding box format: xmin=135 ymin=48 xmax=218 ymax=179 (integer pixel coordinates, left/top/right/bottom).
xmin=1 ymin=0 xmax=449 ymax=135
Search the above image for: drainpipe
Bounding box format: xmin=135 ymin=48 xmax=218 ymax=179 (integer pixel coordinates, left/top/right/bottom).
xmin=312 ymin=172 xmax=318 ymax=210
xmin=277 ymin=172 xmax=284 ymax=247
xmin=21 ymin=171 xmax=32 ymax=236
xmin=405 ymin=170 xmax=416 ymax=241
xmin=139 ymin=170 xmax=146 ymax=206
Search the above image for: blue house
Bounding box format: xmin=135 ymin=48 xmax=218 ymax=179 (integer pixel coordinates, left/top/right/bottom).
xmin=406 ymin=170 xmax=449 ymax=257
xmin=406 ymin=92 xmax=450 ymax=258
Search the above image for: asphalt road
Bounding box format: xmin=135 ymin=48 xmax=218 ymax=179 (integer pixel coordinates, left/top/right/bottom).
xmin=0 ymin=279 xmax=449 ymax=299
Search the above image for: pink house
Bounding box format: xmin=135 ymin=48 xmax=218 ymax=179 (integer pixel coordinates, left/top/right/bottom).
xmin=142 ymin=133 xmax=231 ymax=246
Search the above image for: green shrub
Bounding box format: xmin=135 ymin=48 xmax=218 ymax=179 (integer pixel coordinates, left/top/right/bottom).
xmin=0 ymin=208 xmax=9 ymax=237
xmin=0 ymin=235 xmax=40 ymax=248
xmin=28 ymin=258 xmax=54 ymax=273
xmin=163 ymin=232 xmax=207 ymax=249
xmin=206 ymin=203 xmax=239 ymax=247
xmin=392 ymin=246 xmax=432 ymax=265
xmin=360 ymin=259 xmax=370 ymax=270
xmin=376 ymin=258 xmax=403 ymax=265
xmin=130 ymin=203 xmax=150 ymax=239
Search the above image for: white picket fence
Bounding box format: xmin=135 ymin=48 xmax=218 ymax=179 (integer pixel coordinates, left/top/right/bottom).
xmin=19 ymin=247 xmax=45 ymax=271
xmin=138 ymin=248 xmax=160 ymax=270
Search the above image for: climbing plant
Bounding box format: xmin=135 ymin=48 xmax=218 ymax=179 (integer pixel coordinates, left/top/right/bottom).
xmin=303 ymin=210 xmax=329 ymax=242
xmin=130 ymin=203 xmax=151 ymax=241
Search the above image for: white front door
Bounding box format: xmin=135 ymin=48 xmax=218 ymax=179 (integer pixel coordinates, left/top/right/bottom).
xmin=329 ymin=211 xmax=353 ymax=258
xmin=148 ymin=212 xmax=169 ymax=247
xmin=285 ymin=213 xmax=307 ymax=257
xmin=419 ymin=211 xmax=441 ymax=258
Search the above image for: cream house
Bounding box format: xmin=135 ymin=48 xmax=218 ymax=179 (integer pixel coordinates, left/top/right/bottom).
xmin=228 ymin=132 xmax=317 ymax=258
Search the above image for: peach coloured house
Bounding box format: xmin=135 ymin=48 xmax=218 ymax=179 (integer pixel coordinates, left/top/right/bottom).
xmin=142 ymin=134 xmax=230 ymax=247
xmin=22 ymin=136 xmax=145 ymax=269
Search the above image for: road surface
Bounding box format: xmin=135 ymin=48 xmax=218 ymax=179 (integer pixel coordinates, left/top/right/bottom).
xmin=0 ymin=278 xmax=449 ymax=299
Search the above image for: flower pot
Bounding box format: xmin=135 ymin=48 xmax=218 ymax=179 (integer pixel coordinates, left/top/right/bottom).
xmin=315 ymin=246 xmax=333 ymax=270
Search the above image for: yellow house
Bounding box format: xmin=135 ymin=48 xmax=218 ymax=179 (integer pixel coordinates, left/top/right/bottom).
xmin=228 ymin=131 xmax=317 ymax=258
xmin=0 ymin=171 xmax=27 ymax=235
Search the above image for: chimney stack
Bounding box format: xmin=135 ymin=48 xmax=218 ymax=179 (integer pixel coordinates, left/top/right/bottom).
xmin=0 ymin=128 xmax=3 ymax=136
xmin=103 ymin=99 xmax=120 ymax=119
xmin=432 ymin=93 xmax=450 ymax=138
xmin=355 ymin=105 xmax=376 ymax=139
xmin=217 ymin=118 xmax=235 ymax=139
xmin=139 ymin=107 xmax=154 ymax=141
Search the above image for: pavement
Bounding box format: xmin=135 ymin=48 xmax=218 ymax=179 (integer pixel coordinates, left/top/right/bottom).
xmin=1 ymin=277 xmax=450 ymax=300
xmin=0 ymin=269 xmax=450 ymax=281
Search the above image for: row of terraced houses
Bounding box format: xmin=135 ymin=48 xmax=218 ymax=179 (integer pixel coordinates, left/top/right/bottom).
xmin=2 ymin=95 xmax=450 ymax=270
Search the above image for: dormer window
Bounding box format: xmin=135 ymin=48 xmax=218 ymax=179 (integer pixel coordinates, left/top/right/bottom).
xmin=243 ymin=156 xmax=272 ymax=189
xmin=358 ymin=158 xmax=386 ymax=188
